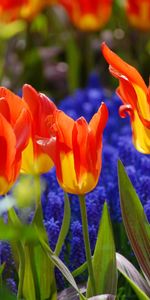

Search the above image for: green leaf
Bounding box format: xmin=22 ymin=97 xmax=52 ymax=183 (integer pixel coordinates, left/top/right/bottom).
xmin=0 ymin=263 xmax=5 ymax=287
xmin=22 ymin=244 xmax=36 ymax=300
xmin=116 ymin=252 xmax=150 ymax=299
xmin=30 ymin=14 xmax=49 ymax=36
xmin=32 ymin=204 xmax=57 ymax=300
xmin=118 ymin=160 xmax=150 ymax=282
xmin=36 ymin=226 xmax=86 ymax=300
xmin=0 ymin=263 xmax=5 ymax=277
xmin=86 ymin=202 xmax=117 ymax=298
xmin=0 ymin=21 xmax=26 ymax=39
xmin=88 ymin=296 xmax=115 ymax=300
xmin=0 ymin=217 xmax=37 ymax=242
xmin=8 ymin=206 xmax=57 ymax=300
xmin=55 ymin=193 xmax=71 ymax=256
xmin=7 ymin=209 xmax=36 ymax=299
xmin=0 ymin=286 xmax=17 ymax=300
xmin=72 ymin=260 xmax=87 ymax=278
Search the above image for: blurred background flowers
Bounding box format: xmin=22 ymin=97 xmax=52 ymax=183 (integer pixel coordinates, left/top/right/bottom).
xmin=0 ymin=0 xmax=149 ymax=98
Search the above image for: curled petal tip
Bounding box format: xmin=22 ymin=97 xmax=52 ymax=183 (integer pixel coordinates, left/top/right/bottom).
xmin=119 ymin=104 xmax=134 ymax=119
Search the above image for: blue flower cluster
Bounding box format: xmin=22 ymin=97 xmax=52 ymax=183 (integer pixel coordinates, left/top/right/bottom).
xmin=0 ymin=72 xmax=150 ymax=292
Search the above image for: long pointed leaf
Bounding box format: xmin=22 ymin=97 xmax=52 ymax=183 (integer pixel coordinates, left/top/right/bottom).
xmin=88 ymin=296 xmax=115 ymax=300
xmin=35 ymin=226 xmax=86 ymax=300
xmin=22 ymin=244 xmax=36 ymax=300
xmin=116 ymin=252 xmax=150 ymax=299
xmin=118 ymin=160 xmax=150 ymax=281
xmin=86 ymin=202 xmax=117 ymax=297
xmin=58 ymin=285 xmax=86 ymax=300
xmin=32 ymin=204 xmax=57 ymax=300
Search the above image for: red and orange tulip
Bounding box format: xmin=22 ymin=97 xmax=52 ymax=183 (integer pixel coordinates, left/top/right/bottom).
xmin=21 ymin=84 xmax=56 ymax=174
xmin=38 ymin=103 xmax=108 ymax=194
xmin=19 ymin=0 xmax=57 ymax=21
xmin=0 ymin=0 xmax=27 ymax=10
xmin=59 ymin=0 xmax=112 ymax=31
xmin=101 ymin=42 xmax=150 ymax=154
xmin=0 ymin=0 xmax=56 ymax=22
xmin=0 ymin=87 xmax=31 ymax=195
xmin=125 ymin=0 xmax=150 ymax=31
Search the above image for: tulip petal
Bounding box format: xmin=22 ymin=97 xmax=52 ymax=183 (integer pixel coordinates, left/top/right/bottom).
xmin=23 ymin=84 xmax=57 ymax=136
xmin=89 ymin=102 xmax=108 ymax=144
xmin=0 ymin=87 xmax=25 ymax=124
xmin=14 ymin=108 xmax=31 ymax=152
xmin=72 ymin=117 xmax=89 ymax=182
xmin=101 ymin=43 xmax=147 ymax=92
xmin=55 ymin=110 xmax=74 ymax=149
xmin=0 ymin=113 xmax=16 ymax=180
xmin=101 ymin=43 xmax=150 ymax=154
xmin=21 ymin=138 xmax=54 ymax=174
xmin=0 ymin=98 xmax=10 ymax=121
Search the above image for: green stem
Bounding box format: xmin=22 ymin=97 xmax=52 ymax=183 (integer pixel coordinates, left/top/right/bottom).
xmin=79 ymin=195 xmax=96 ymax=296
xmin=34 ymin=175 xmax=41 ymax=208
xmin=7 ymin=209 xmax=25 ymax=300
xmin=65 ymin=30 xmax=81 ymax=92
xmin=55 ymin=193 xmax=71 ymax=256
xmin=17 ymin=243 xmax=25 ymax=300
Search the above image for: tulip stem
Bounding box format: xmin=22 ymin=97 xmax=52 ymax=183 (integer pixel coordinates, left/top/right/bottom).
xmin=79 ymin=195 xmax=96 ymax=296
xmin=34 ymin=175 xmax=41 ymax=208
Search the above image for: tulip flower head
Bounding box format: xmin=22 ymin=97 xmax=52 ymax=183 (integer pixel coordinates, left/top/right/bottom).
xmin=38 ymin=103 xmax=108 ymax=194
xmin=19 ymin=0 xmax=57 ymax=21
xmin=0 ymin=0 xmax=27 ymax=21
xmin=21 ymin=84 xmax=56 ymax=174
xmin=0 ymin=0 xmax=56 ymax=22
xmin=0 ymin=0 xmax=27 ymax=10
xmin=0 ymin=87 xmax=31 ymax=195
xmin=59 ymin=0 xmax=112 ymax=31
xmin=101 ymin=42 xmax=150 ymax=154
xmin=126 ymin=0 xmax=150 ymax=31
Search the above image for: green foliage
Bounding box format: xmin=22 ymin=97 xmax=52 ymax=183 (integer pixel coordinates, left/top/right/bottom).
xmin=0 ymin=21 xmax=26 ymax=39
xmin=118 ymin=160 xmax=150 ymax=282
xmin=86 ymin=203 xmax=117 ymax=298
xmin=116 ymin=253 xmax=150 ymax=300
xmin=0 ymin=286 xmax=17 ymax=300
xmin=36 ymin=226 xmax=86 ymax=300
xmin=0 ymin=215 xmax=37 ymax=242
xmin=55 ymin=193 xmax=71 ymax=256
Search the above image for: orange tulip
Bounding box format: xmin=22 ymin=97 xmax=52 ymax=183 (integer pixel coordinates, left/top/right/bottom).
xmin=0 ymin=0 xmax=56 ymax=22
xmin=19 ymin=0 xmax=57 ymax=21
xmin=125 ymin=0 xmax=150 ymax=31
xmin=59 ymin=0 xmax=112 ymax=31
xmin=38 ymin=103 xmax=108 ymax=194
xmin=21 ymin=84 xmax=57 ymax=174
xmin=101 ymin=42 xmax=150 ymax=154
xmin=0 ymin=87 xmax=31 ymax=195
